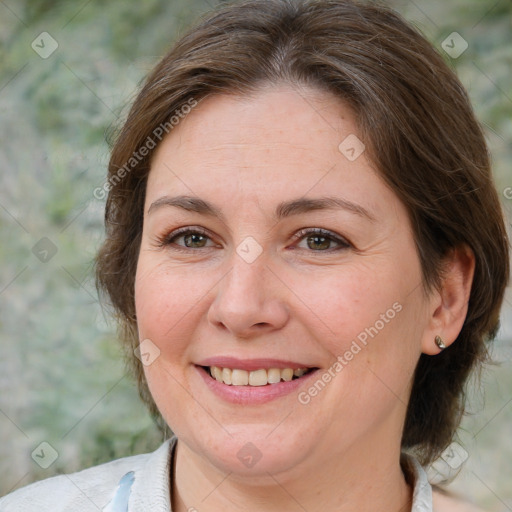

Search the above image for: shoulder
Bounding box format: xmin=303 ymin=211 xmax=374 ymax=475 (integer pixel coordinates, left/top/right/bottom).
xmin=432 ymin=487 xmax=488 ymax=512
xmin=401 ymin=454 xmax=488 ymax=512
xmin=0 ymin=440 xmax=172 ymax=512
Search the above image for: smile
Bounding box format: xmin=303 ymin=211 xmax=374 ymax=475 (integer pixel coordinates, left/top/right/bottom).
xmin=195 ymin=358 xmax=320 ymax=404
xmin=206 ymin=366 xmax=314 ymax=386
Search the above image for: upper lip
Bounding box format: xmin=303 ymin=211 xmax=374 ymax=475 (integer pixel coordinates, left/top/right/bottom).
xmin=196 ymin=357 xmax=317 ymax=372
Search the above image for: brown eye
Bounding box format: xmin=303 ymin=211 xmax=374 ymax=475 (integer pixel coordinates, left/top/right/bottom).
xmin=294 ymin=228 xmax=350 ymax=252
xmin=160 ymin=227 xmax=216 ymax=250
xmin=181 ymin=233 xmax=209 ymax=248
xmin=305 ymin=234 xmax=332 ymax=251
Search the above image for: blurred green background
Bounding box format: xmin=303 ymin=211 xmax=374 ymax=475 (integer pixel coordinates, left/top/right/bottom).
xmin=0 ymin=0 xmax=511 ymax=509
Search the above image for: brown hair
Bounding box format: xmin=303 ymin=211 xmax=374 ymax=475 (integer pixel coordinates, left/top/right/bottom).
xmin=95 ymin=0 xmax=510 ymax=465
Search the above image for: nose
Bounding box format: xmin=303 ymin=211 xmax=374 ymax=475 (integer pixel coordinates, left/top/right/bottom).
xmin=207 ymin=253 xmax=289 ymax=339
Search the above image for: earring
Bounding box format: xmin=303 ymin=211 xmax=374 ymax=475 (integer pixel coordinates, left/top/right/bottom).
xmin=435 ymin=335 xmax=446 ymax=350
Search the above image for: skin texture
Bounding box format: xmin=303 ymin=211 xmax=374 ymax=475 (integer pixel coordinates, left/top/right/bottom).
xmin=134 ymin=83 xmax=475 ymax=512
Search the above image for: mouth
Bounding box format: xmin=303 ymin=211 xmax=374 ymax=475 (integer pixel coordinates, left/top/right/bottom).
xmin=200 ymin=365 xmax=318 ymax=387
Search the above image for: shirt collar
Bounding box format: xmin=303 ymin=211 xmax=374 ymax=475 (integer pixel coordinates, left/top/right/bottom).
xmin=403 ymin=454 xmax=434 ymax=512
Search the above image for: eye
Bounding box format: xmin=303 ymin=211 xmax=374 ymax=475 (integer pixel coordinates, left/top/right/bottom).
xmin=292 ymin=228 xmax=351 ymax=252
xmin=157 ymin=227 xmax=217 ymax=250
xmin=155 ymin=226 xmax=351 ymax=253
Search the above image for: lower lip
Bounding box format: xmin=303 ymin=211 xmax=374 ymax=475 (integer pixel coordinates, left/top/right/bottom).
xmin=195 ymin=366 xmax=319 ymax=405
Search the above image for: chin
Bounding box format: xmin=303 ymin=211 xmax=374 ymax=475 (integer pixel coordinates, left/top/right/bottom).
xmin=174 ymin=419 xmax=313 ymax=478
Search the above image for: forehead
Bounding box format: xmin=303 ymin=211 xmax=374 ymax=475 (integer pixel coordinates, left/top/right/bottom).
xmin=152 ymin=84 xmax=352 ymax=168
xmin=146 ymin=84 xmax=396 ymax=221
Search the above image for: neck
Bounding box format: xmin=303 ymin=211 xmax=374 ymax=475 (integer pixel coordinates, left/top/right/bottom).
xmin=171 ymin=437 xmax=413 ymax=512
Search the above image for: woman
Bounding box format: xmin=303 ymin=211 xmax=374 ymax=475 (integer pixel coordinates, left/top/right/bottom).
xmin=1 ymin=0 xmax=508 ymax=510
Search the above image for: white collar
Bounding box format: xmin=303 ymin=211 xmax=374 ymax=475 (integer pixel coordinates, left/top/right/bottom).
xmin=406 ymin=455 xmax=434 ymax=511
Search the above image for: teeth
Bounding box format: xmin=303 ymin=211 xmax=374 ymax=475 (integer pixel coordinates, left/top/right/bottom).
xmin=208 ymin=366 xmax=310 ymax=386
xmin=212 ymin=366 xmax=223 ymax=382
xmin=249 ymin=369 xmax=268 ymax=386
xmin=267 ymin=368 xmax=281 ymax=384
xmin=222 ymin=367 xmax=232 ymax=385
xmin=281 ymin=368 xmax=293 ymax=382
xmin=231 ymin=369 xmax=249 ymax=386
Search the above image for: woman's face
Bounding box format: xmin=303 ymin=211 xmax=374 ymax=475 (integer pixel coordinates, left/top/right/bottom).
xmin=135 ymin=84 xmax=432 ymax=477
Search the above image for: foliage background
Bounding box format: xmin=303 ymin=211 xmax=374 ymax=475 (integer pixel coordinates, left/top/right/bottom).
xmin=0 ymin=0 xmax=511 ymax=509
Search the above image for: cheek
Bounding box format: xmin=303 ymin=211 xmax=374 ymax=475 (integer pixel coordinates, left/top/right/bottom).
xmin=134 ymin=256 xmax=210 ymax=341
xmin=134 ymin=258 xmax=210 ymax=416
xmin=288 ymin=261 xmax=400 ymax=351
xmin=289 ymin=257 xmax=423 ymax=393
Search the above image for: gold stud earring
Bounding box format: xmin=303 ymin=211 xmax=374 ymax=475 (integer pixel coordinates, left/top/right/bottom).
xmin=435 ymin=335 xmax=446 ymax=350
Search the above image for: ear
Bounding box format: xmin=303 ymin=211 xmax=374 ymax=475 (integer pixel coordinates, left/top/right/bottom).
xmin=421 ymin=244 xmax=475 ymax=355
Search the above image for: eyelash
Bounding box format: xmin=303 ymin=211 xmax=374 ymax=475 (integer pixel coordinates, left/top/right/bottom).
xmin=155 ymin=226 xmax=351 ymax=253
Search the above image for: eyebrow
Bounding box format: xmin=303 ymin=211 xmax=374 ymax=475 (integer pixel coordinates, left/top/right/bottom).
xmin=147 ymin=194 xmax=376 ymax=222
